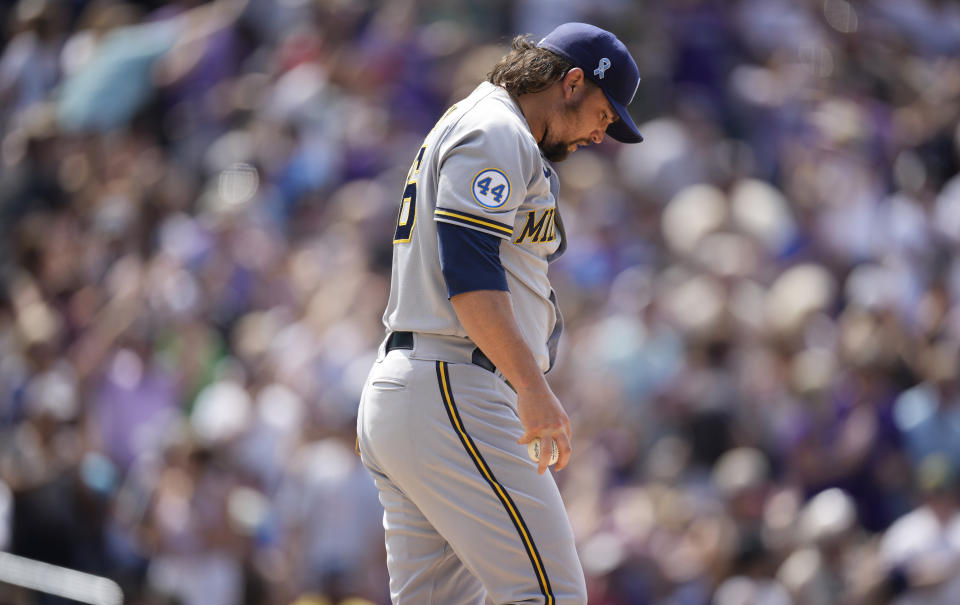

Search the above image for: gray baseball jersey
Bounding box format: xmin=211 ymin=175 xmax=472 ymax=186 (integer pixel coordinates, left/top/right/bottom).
xmin=383 ymin=81 xmax=566 ymax=372
xmin=358 ymin=81 xmax=587 ymax=604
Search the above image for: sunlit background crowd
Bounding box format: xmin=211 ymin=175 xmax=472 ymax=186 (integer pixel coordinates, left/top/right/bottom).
xmin=1 ymin=0 xmax=959 ymax=603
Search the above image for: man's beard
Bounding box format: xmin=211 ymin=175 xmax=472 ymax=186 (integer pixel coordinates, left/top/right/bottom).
xmin=537 ymin=98 xmax=585 ymax=162
xmin=539 ymin=126 xmax=572 ymax=162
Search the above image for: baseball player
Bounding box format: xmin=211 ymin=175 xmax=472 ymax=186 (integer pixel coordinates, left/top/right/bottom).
xmin=357 ymin=23 xmax=644 ymax=604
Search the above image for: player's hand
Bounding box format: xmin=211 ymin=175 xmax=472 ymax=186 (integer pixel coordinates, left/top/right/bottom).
xmin=516 ymin=384 xmax=571 ymax=474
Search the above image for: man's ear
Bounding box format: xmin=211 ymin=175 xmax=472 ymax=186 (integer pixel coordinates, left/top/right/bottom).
xmin=561 ymin=67 xmax=585 ymax=99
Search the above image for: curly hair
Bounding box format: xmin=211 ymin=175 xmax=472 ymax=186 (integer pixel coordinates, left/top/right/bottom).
xmin=487 ymin=35 xmax=576 ymax=97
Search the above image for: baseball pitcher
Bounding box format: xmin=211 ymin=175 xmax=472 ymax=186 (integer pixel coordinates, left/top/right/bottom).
xmin=357 ymin=22 xmax=644 ymax=604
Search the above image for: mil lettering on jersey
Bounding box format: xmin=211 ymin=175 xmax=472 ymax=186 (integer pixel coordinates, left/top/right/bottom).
xmin=393 ymin=145 xmax=427 ymax=243
xmin=472 ymin=168 xmax=511 ymax=209
xmin=514 ymin=208 xmax=557 ymax=244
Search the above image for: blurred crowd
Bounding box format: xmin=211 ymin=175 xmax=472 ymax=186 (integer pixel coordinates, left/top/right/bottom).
xmin=0 ymin=0 xmax=959 ymax=604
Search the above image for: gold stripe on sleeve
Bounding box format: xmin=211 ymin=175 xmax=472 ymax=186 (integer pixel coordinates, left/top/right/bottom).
xmin=434 ymin=209 xmax=514 ymax=236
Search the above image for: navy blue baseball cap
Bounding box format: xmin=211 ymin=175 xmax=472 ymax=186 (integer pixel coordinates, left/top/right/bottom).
xmin=538 ymin=23 xmax=643 ymax=143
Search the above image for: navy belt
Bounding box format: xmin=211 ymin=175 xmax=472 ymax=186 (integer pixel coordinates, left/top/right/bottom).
xmin=385 ymin=331 xmax=497 ymax=374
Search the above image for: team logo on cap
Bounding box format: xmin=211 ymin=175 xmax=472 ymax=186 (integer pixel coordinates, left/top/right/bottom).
xmin=594 ymin=57 xmax=611 ymax=79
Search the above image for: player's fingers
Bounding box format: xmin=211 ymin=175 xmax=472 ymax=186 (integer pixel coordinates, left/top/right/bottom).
xmin=537 ymin=438 xmax=550 ymax=475
xmin=517 ymin=422 xmax=562 ymax=445
xmin=555 ymin=432 xmax=572 ymax=471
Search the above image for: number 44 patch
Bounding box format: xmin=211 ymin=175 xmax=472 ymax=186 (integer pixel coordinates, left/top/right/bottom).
xmin=472 ymin=169 xmax=511 ymax=209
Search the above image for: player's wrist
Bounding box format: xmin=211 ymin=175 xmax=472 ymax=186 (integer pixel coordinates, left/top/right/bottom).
xmin=511 ymin=372 xmax=551 ymax=395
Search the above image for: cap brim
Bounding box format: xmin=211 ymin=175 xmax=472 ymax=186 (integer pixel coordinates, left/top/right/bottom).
xmin=603 ymin=90 xmax=643 ymax=143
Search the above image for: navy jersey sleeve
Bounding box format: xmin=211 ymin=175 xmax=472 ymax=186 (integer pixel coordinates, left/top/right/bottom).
xmin=437 ymin=221 xmax=508 ymax=298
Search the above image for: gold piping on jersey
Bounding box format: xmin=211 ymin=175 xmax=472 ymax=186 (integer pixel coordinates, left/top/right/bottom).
xmin=435 ymin=361 xmax=554 ymax=604
xmin=434 ymin=208 xmax=514 ymax=237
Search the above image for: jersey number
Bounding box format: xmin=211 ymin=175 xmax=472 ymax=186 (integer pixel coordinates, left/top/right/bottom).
xmin=394 ymin=145 xmax=427 ymax=243
xmin=475 ymin=177 xmax=506 ymax=203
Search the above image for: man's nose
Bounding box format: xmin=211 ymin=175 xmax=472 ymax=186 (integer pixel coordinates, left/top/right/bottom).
xmin=590 ymin=130 xmax=604 ymax=144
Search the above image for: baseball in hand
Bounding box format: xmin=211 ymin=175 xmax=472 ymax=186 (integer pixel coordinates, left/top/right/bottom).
xmin=527 ymin=438 xmax=559 ymax=466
